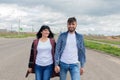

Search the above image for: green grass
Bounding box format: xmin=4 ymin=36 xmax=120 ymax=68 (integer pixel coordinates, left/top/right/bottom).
xmin=0 ymin=32 xmax=35 ymax=38
xmin=85 ymin=40 xmax=120 ymax=57
xmin=86 ymin=39 xmax=120 ymax=45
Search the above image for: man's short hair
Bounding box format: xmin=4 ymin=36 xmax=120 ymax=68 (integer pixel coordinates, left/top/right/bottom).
xmin=67 ymin=17 xmax=77 ymax=23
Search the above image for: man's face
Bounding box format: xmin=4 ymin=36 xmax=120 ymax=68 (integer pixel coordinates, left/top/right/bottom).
xmin=67 ymin=21 xmax=77 ymax=32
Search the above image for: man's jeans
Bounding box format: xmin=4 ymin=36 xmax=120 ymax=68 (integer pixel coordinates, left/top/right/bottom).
xmin=60 ymin=61 xmax=80 ymax=80
xmin=35 ymin=64 xmax=53 ymax=80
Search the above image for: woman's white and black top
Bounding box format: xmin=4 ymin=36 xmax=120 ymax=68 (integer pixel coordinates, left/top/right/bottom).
xmin=35 ymin=39 xmax=53 ymax=66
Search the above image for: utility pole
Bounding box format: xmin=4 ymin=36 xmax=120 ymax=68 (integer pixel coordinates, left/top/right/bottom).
xmin=11 ymin=24 xmax=12 ymax=32
xmin=18 ymin=18 xmax=20 ymax=34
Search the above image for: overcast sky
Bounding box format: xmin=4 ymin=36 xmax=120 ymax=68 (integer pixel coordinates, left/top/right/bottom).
xmin=0 ymin=0 xmax=120 ymax=35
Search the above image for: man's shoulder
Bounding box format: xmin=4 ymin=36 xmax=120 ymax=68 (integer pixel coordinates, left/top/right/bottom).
xmin=59 ymin=31 xmax=68 ymax=36
xmin=76 ymin=32 xmax=83 ymax=37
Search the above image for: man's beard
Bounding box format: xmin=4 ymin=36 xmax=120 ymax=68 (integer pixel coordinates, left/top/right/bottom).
xmin=68 ymin=27 xmax=76 ymax=32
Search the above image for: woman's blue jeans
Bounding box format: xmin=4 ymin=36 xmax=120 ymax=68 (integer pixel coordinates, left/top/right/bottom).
xmin=60 ymin=61 xmax=80 ymax=80
xmin=35 ymin=64 xmax=53 ymax=80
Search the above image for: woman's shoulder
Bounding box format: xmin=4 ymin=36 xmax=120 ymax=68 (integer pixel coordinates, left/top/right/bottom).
xmin=49 ymin=38 xmax=55 ymax=41
xmin=32 ymin=39 xmax=39 ymax=44
xmin=33 ymin=39 xmax=38 ymax=42
xmin=49 ymin=38 xmax=56 ymax=43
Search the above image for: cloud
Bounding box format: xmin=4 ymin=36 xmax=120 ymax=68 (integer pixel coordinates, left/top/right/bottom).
xmin=0 ymin=0 xmax=120 ymax=35
xmin=1 ymin=0 xmax=120 ymax=16
xmin=0 ymin=4 xmax=66 ymax=31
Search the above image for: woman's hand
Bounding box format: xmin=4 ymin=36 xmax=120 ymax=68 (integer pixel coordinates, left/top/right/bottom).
xmin=28 ymin=68 xmax=32 ymax=73
xmin=54 ymin=66 xmax=60 ymax=73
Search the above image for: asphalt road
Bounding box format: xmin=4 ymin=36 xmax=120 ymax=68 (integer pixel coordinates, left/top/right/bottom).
xmin=0 ymin=38 xmax=120 ymax=80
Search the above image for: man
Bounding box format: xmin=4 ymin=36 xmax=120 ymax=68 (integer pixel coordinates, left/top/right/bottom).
xmin=54 ymin=17 xmax=86 ymax=80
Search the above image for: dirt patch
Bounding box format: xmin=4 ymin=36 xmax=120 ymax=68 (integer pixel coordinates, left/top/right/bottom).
xmin=107 ymin=36 xmax=120 ymax=41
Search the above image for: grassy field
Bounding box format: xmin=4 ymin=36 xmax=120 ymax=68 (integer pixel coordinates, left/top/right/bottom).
xmin=84 ymin=35 xmax=120 ymax=45
xmin=0 ymin=32 xmax=35 ymax=38
xmin=84 ymin=39 xmax=120 ymax=57
xmin=85 ymin=39 xmax=120 ymax=45
xmin=84 ymin=35 xmax=120 ymax=57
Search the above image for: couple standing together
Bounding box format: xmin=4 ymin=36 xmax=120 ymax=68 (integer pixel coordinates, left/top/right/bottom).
xmin=27 ymin=17 xmax=86 ymax=80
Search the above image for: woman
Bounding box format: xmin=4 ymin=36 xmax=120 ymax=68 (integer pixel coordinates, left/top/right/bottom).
xmin=27 ymin=25 xmax=56 ymax=80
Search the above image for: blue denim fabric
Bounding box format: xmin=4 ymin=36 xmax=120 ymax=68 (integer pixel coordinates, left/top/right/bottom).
xmin=35 ymin=64 xmax=53 ymax=80
xmin=55 ymin=31 xmax=86 ymax=68
xmin=60 ymin=61 xmax=80 ymax=80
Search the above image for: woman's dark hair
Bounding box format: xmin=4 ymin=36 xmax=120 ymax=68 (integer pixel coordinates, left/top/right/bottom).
xmin=36 ymin=25 xmax=54 ymax=39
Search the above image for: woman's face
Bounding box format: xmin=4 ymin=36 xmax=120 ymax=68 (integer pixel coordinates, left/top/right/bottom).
xmin=41 ymin=29 xmax=50 ymax=37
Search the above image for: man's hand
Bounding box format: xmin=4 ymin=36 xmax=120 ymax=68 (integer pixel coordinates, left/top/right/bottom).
xmin=80 ymin=68 xmax=84 ymax=75
xmin=54 ymin=66 xmax=60 ymax=73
